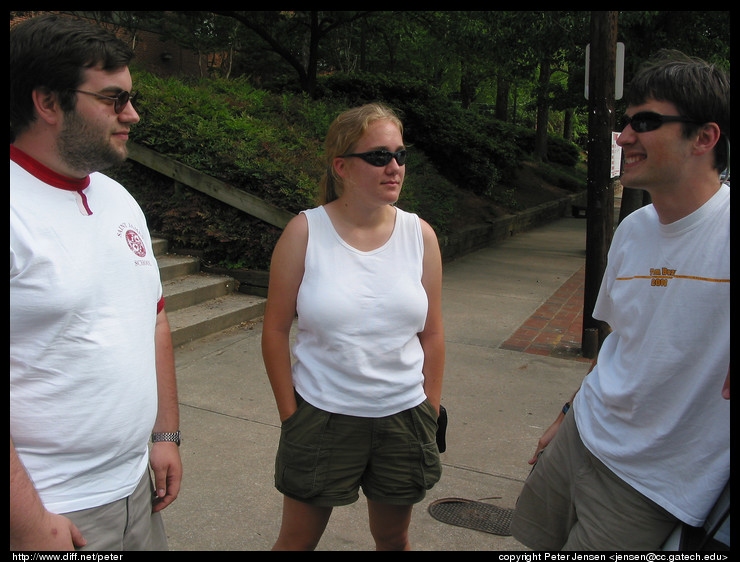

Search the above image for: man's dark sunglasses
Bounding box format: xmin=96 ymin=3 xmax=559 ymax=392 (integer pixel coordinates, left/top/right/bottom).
xmin=619 ymin=111 xmax=699 ymax=133
xmin=341 ymin=149 xmax=407 ymax=167
xmin=73 ymin=89 xmax=135 ymax=114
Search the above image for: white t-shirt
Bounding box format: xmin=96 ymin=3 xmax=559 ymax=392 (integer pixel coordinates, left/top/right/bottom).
xmin=10 ymin=146 xmax=163 ymax=513
xmin=574 ymin=184 xmax=730 ymax=526
xmin=292 ymin=206 xmax=429 ymax=417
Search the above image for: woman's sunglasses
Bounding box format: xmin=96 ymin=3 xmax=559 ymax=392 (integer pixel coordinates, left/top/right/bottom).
xmin=619 ymin=111 xmax=699 ymax=133
xmin=73 ymin=89 xmax=136 ymax=114
xmin=340 ymin=149 xmax=407 ymax=167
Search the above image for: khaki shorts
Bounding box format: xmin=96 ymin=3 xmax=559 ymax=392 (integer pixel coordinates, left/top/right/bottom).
xmin=275 ymin=393 xmax=441 ymax=507
xmin=511 ymin=404 xmax=677 ymax=551
xmin=64 ymin=469 xmax=168 ymax=551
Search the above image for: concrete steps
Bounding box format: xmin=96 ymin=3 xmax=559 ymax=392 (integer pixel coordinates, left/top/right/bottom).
xmin=153 ymin=238 xmax=266 ymax=347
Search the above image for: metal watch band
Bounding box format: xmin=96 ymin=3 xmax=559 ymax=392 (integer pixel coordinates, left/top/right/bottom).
xmin=152 ymin=431 xmax=181 ymax=446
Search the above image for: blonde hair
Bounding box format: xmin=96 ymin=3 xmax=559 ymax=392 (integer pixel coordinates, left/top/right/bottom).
xmin=318 ymin=103 xmax=403 ymax=204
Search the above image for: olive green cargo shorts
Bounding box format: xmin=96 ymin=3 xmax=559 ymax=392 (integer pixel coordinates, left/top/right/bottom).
xmin=275 ymin=393 xmax=441 ymax=507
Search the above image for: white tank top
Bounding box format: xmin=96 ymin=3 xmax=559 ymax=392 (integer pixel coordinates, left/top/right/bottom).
xmin=292 ymin=206 xmax=428 ymax=417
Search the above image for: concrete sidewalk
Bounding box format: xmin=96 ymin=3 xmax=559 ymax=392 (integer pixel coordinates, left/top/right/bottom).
xmin=163 ymin=215 xmax=592 ymax=551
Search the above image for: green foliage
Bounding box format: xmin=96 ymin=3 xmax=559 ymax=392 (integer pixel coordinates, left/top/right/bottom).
xmin=131 ymin=72 xmax=333 ymax=211
xmin=115 ymin=71 xmax=339 ymax=269
xmin=398 ymin=151 xmax=460 ymax=235
xmin=530 ymin=161 xmax=586 ymax=193
xmin=513 ymin=127 xmax=581 ymax=167
xmin=317 ymin=72 xmax=521 ymax=196
xmin=317 ymin=72 xmax=582 ymax=195
xmin=111 ymin=69 xmax=583 ymax=270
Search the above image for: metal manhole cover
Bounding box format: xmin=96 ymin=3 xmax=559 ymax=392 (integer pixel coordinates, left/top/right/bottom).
xmin=428 ymin=498 xmax=513 ymax=536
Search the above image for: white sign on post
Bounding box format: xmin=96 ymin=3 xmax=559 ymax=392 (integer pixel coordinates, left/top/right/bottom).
xmin=585 ymin=42 xmax=625 ymax=100
xmin=611 ymin=132 xmax=622 ymax=178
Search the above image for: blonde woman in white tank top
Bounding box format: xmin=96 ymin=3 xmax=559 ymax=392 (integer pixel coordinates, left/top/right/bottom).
xmin=262 ymin=104 xmax=445 ymax=550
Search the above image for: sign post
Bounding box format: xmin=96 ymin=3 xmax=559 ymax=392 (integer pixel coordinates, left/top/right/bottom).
xmin=582 ymin=12 xmax=619 ymax=358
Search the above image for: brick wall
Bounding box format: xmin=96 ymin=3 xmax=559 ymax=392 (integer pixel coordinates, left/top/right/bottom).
xmin=127 ymin=27 xmax=203 ymax=77
xmin=10 ymin=11 xmax=205 ymax=78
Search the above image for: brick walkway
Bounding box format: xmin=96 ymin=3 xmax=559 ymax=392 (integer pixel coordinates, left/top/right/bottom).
xmin=501 ymin=264 xmax=592 ymax=363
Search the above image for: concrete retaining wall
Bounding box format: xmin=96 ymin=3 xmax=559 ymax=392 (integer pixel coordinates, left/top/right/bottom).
xmin=206 ymin=191 xmax=587 ymax=296
xmin=439 ymin=191 xmax=587 ymax=263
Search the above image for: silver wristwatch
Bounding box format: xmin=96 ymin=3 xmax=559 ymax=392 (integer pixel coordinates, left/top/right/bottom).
xmin=152 ymin=431 xmax=181 ymax=446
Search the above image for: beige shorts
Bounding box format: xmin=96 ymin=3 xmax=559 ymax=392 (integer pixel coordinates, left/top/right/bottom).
xmin=64 ymin=469 xmax=168 ymax=551
xmin=511 ymin=404 xmax=677 ymax=550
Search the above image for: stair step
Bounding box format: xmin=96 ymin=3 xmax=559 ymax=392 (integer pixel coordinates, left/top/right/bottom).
xmin=152 ymin=237 xmax=168 ymax=256
xmin=157 ymin=254 xmax=200 ymax=281
xmin=153 ymin=237 xmax=266 ymax=345
xmin=167 ymin=293 xmax=266 ymax=347
xmin=162 ymin=273 xmax=237 ymax=312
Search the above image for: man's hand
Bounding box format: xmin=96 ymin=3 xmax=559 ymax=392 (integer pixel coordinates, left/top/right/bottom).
xmin=528 ymin=416 xmax=564 ymax=465
xmin=11 ymin=510 xmax=86 ymax=551
xmin=149 ymin=441 xmax=182 ymax=513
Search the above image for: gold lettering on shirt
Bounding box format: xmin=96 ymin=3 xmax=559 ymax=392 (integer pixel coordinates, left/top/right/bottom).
xmin=616 ymin=267 xmax=729 ymax=287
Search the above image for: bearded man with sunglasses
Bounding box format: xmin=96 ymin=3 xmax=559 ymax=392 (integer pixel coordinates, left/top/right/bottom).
xmin=10 ymin=15 xmax=181 ymax=550
xmin=511 ymin=50 xmax=729 ymax=551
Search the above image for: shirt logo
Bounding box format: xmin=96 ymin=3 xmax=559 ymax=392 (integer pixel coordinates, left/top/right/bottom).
xmin=649 ymin=267 xmax=675 ymax=287
xmin=126 ymin=229 xmax=147 ymax=257
xmin=117 ymin=223 xmax=152 ymax=266
xmin=616 ymin=267 xmax=730 ymax=288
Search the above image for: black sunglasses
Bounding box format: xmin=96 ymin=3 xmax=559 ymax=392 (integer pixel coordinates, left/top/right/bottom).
xmin=73 ymin=89 xmax=135 ymax=114
xmin=619 ymin=111 xmax=699 ymax=133
xmin=341 ymin=149 xmax=407 ymax=167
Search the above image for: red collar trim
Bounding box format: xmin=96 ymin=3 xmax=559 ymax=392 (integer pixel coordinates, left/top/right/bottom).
xmin=10 ymin=145 xmax=91 ymax=191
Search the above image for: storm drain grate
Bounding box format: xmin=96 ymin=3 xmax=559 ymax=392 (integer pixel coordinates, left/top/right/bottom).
xmin=428 ymin=498 xmax=513 ymax=536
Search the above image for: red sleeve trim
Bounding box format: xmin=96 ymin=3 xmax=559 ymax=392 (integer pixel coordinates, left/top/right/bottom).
xmin=157 ymin=296 xmax=165 ymax=314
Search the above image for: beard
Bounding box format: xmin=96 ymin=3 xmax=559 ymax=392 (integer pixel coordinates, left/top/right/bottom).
xmin=57 ymin=110 xmax=128 ymax=175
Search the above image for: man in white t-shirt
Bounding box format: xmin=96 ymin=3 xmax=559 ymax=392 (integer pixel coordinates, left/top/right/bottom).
xmin=10 ymin=14 xmax=182 ymax=551
xmin=511 ymin=50 xmax=730 ymax=550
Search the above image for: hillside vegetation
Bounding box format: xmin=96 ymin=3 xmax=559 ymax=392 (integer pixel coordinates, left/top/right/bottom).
xmin=110 ymin=70 xmax=586 ymax=270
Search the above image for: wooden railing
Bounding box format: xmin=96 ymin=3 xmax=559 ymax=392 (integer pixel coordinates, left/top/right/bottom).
xmin=126 ymin=142 xmax=295 ymax=229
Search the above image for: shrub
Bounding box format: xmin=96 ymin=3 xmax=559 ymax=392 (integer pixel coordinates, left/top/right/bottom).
xmin=317 ymin=72 xmax=526 ymax=196
xmin=109 ymin=70 xmax=582 ymax=270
